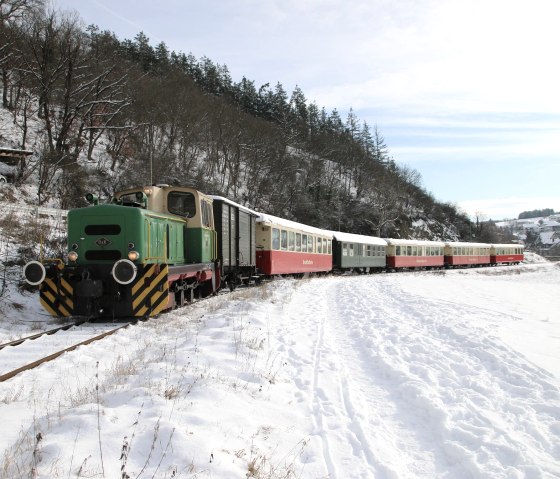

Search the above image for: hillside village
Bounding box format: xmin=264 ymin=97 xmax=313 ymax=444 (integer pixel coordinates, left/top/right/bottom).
xmin=496 ymin=215 xmax=560 ymax=258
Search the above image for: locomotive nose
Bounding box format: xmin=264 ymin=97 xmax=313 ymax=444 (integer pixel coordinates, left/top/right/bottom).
xmin=23 ymin=261 xmax=46 ymax=285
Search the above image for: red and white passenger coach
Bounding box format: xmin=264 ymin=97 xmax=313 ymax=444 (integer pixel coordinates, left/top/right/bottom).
xmin=444 ymin=242 xmax=491 ymax=267
xmin=385 ymin=239 xmax=445 ymax=269
xmin=256 ymin=213 xmax=333 ymax=275
xmin=490 ymin=244 xmax=524 ymax=265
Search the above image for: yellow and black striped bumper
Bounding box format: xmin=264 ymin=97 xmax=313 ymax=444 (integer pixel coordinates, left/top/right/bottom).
xmin=40 ymin=277 xmax=74 ymax=317
xmin=131 ymin=263 xmax=169 ymax=317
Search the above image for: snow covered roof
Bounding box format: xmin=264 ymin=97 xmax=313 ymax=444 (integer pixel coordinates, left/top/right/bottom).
xmin=491 ymin=243 xmax=524 ymax=249
xmin=256 ymin=212 xmax=333 ymax=237
xmin=330 ymin=231 xmax=387 ymax=246
xmin=210 ymin=195 xmax=258 ymax=216
xmin=445 ymin=241 xmax=492 ymax=248
xmin=384 ymin=238 xmax=445 ymax=247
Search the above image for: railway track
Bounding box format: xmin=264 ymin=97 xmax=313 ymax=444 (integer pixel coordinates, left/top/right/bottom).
xmin=0 ymin=320 xmax=89 ymax=351
xmin=0 ymin=320 xmax=142 ymax=382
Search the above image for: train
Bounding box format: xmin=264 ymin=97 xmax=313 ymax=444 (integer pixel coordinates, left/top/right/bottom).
xmin=22 ymin=185 xmax=524 ymax=319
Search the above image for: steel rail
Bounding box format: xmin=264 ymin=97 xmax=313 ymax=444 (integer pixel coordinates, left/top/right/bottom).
xmin=0 ymin=321 xmax=88 ymax=351
xmin=0 ymin=322 xmax=136 ymax=382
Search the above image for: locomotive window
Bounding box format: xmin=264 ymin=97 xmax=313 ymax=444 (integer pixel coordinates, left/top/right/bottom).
xmin=288 ymin=231 xmax=295 ymax=251
xmin=168 ymin=192 xmax=196 ymax=218
xmin=85 ymin=224 xmax=121 ymax=235
xmin=281 ymin=230 xmax=288 ymax=250
xmin=272 ymin=228 xmax=280 ymax=250
xmin=302 ymin=234 xmax=307 ymax=252
xmin=342 ymin=243 xmax=347 ymax=256
xmin=117 ymin=192 xmax=145 ymax=208
xmin=201 ymin=201 xmax=213 ymax=227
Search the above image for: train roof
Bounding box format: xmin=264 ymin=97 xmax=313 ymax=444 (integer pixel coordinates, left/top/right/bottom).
xmin=330 ymin=231 xmax=387 ymax=246
xmin=256 ymin=213 xmax=333 ymax=237
xmin=491 ymin=243 xmax=525 ymax=249
xmin=444 ymin=241 xmax=492 ymax=248
xmin=384 ymin=238 xmax=445 ymax=247
xmin=211 ymin=195 xmax=258 ymax=216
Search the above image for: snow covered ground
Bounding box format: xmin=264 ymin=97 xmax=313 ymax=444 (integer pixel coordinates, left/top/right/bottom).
xmin=0 ymin=260 xmax=559 ymax=478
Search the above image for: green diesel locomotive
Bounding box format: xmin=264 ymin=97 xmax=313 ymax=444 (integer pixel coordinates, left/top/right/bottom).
xmin=23 ymin=185 xmax=258 ymax=319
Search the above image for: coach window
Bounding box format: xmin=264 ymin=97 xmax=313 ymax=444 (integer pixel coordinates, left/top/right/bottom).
xmin=288 ymin=231 xmax=295 ymax=251
xmin=272 ymin=228 xmax=280 ymax=250
xmin=302 ymin=234 xmax=307 ymax=252
xmin=281 ymin=230 xmax=288 ymax=251
xmin=296 ymin=233 xmax=301 ymax=252
xmin=317 ymin=237 xmax=323 ymax=254
xmin=308 ymin=236 xmax=314 ymax=253
xmin=323 ymin=238 xmax=328 ymax=254
xmin=395 ymin=246 xmax=401 ymax=256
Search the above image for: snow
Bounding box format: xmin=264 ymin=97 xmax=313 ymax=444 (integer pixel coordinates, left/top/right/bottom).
xmin=330 ymin=231 xmax=387 ymax=246
xmin=258 ymin=212 xmax=334 ymax=237
xmin=385 ymin=238 xmax=446 ymax=247
xmin=0 ymin=261 xmax=559 ymax=478
xmin=210 ymin=195 xmax=259 ymax=216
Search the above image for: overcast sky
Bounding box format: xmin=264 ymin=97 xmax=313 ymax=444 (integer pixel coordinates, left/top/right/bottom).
xmin=53 ymin=0 xmax=560 ymax=220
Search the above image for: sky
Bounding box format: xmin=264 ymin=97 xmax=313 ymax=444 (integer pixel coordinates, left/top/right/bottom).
xmin=52 ymin=0 xmax=560 ymax=220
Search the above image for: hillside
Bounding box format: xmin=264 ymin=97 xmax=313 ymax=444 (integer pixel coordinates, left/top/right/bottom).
xmin=0 ymin=2 xmax=494 ymax=243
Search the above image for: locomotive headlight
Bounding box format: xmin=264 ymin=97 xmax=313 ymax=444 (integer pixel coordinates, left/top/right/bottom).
xmin=68 ymin=251 xmax=78 ymax=262
xmin=112 ymin=259 xmax=137 ymax=285
xmin=127 ymin=250 xmax=140 ymax=261
xmin=23 ymin=261 xmax=46 ymax=286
